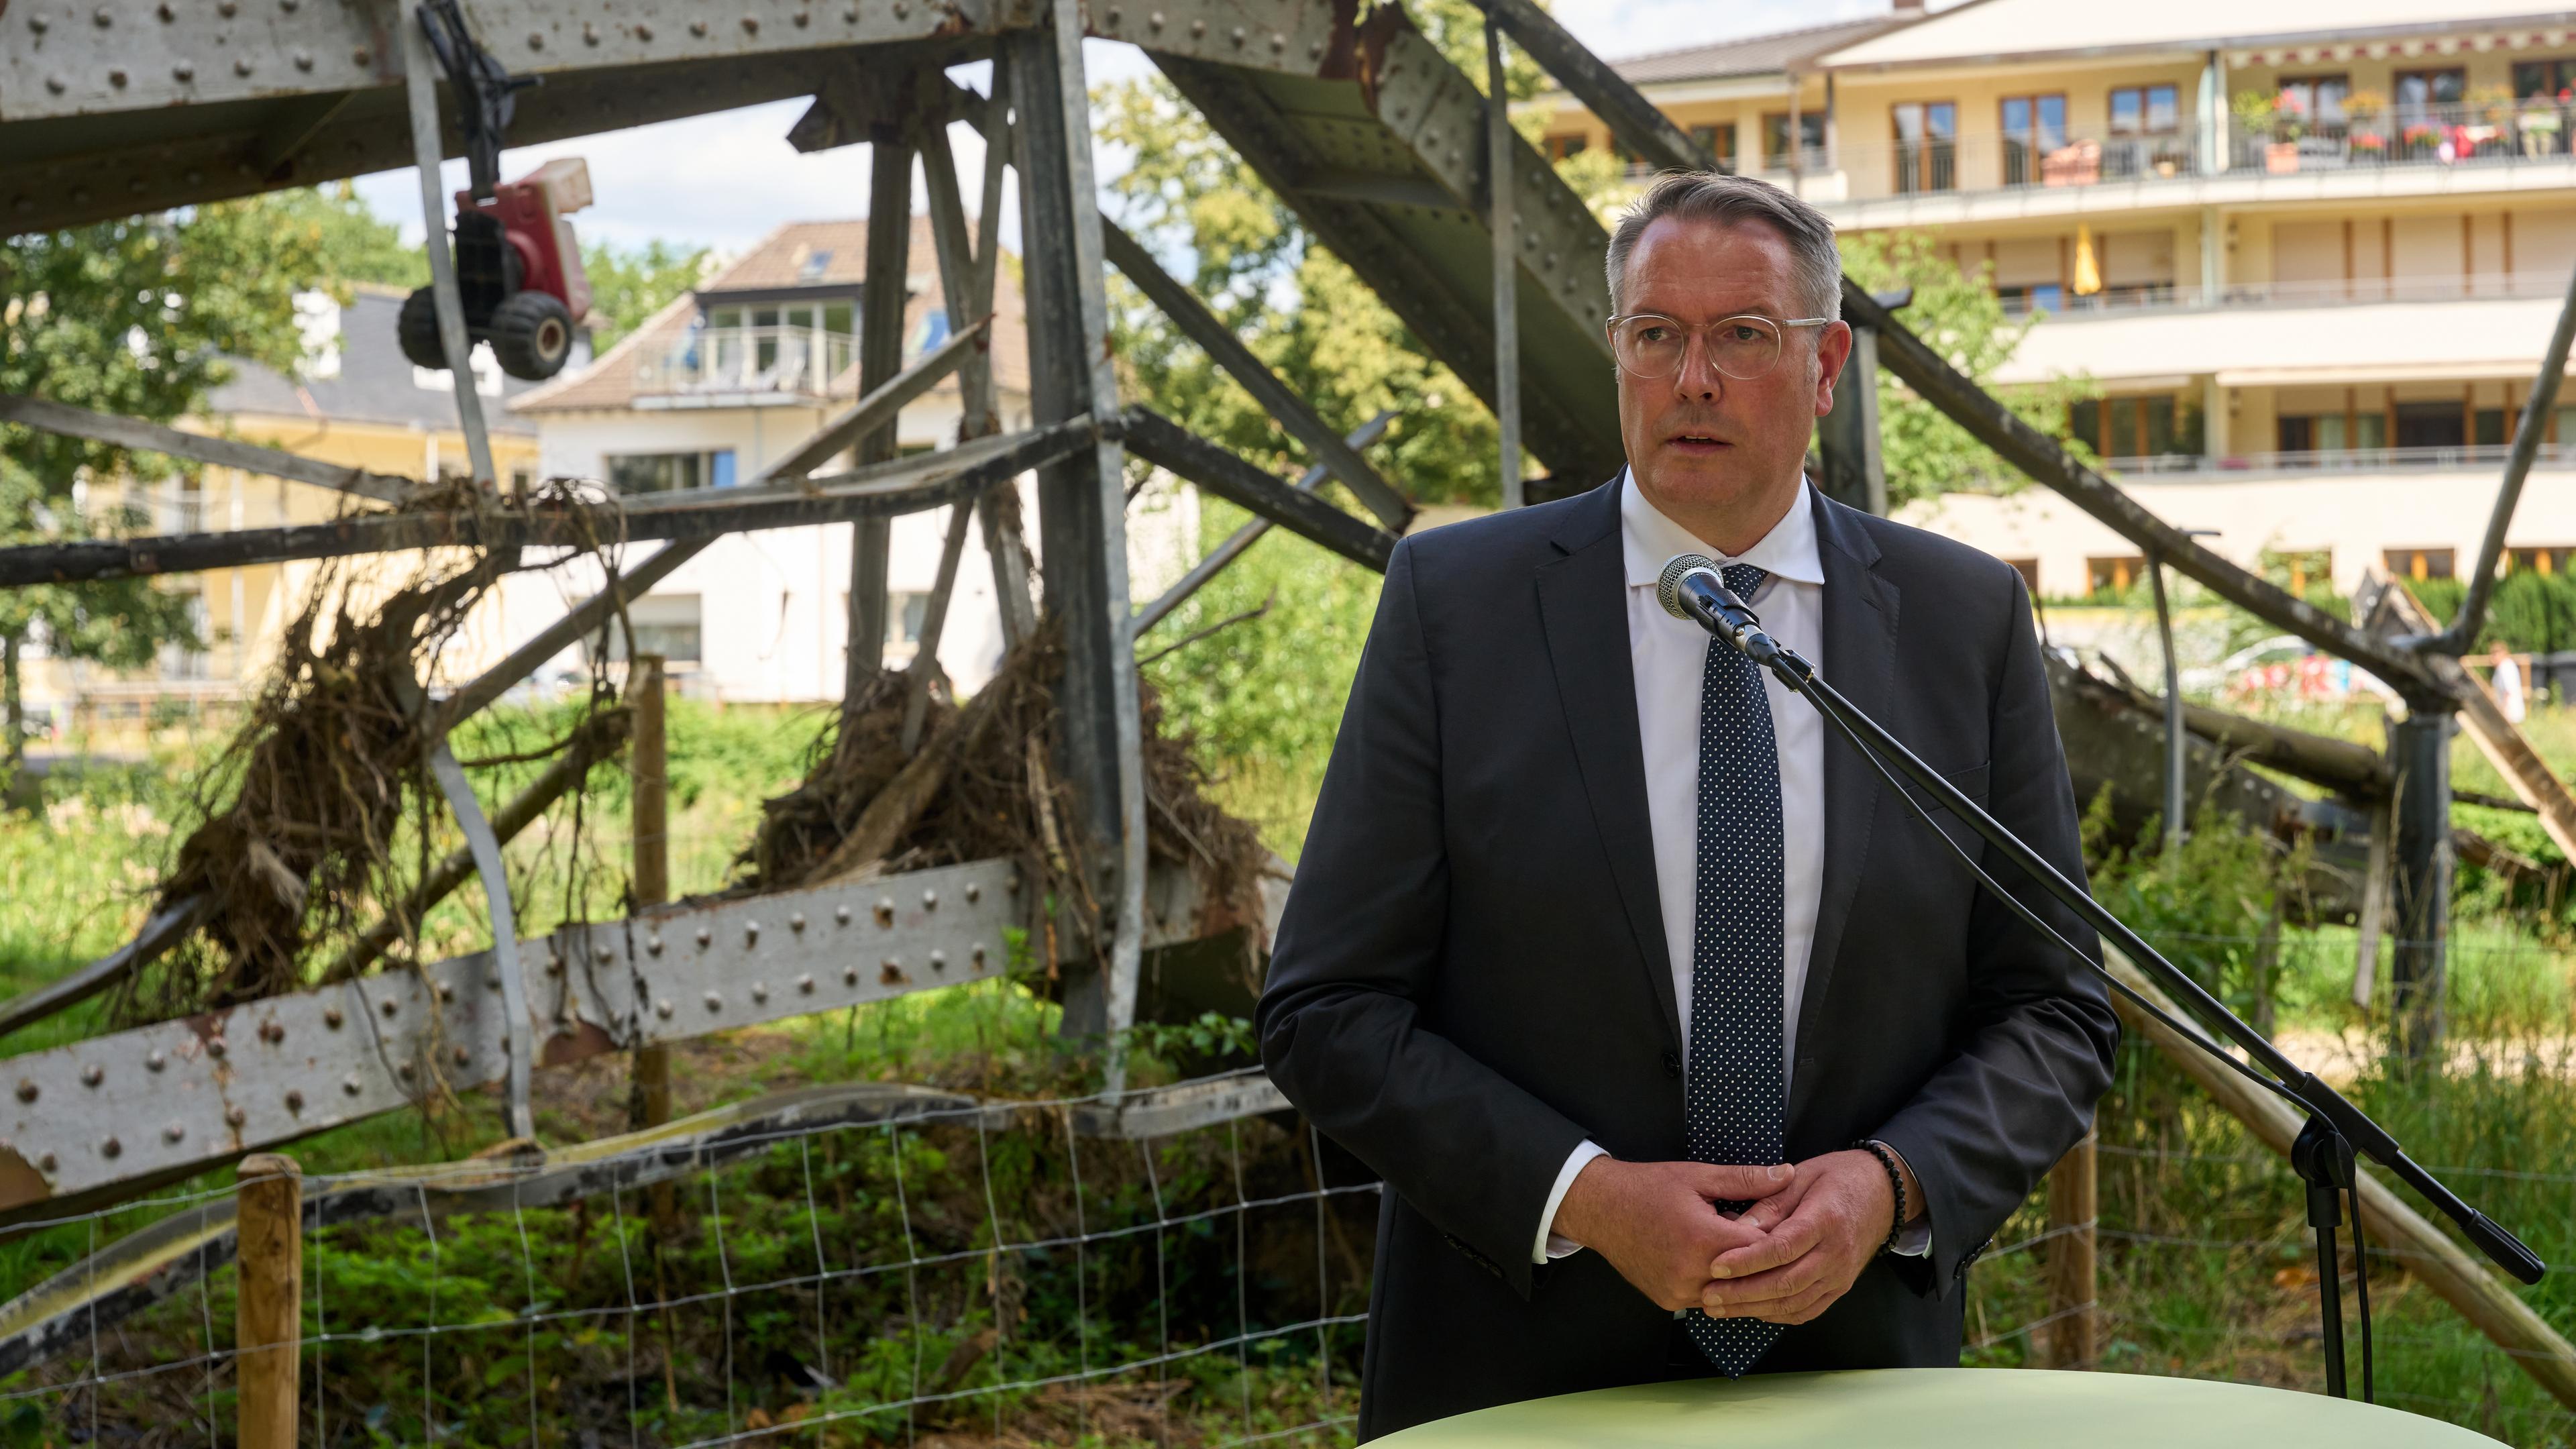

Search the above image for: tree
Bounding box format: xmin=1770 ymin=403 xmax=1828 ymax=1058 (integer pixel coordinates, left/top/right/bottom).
xmin=580 ymin=239 xmax=710 ymax=351
xmin=0 ymin=195 xmax=333 ymax=771
xmin=260 ymin=182 xmax=429 ymax=290
xmin=1838 ymin=231 xmax=2096 ymax=509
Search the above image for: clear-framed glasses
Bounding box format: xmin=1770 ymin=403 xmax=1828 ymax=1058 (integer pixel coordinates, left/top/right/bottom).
xmin=1607 ymin=312 xmax=1832 ymax=380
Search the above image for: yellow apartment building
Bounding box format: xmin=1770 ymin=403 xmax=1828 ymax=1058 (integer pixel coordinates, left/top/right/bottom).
xmin=36 ymin=284 xmax=540 ymax=741
xmin=1536 ymin=0 xmax=2576 ymax=600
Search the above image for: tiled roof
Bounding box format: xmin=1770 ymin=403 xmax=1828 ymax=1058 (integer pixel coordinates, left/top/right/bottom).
xmin=1610 ymin=14 xmax=1919 ymax=85
xmin=512 ymin=214 xmax=1030 ymax=415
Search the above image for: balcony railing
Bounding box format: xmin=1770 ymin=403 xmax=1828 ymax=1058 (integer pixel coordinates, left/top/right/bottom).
xmin=637 ymin=325 xmax=856 ymax=398
xmin=1994 ymin=270 xmax=2576 ymax=319
xmin=2103 ymin=443 xmax=2576 ymax=478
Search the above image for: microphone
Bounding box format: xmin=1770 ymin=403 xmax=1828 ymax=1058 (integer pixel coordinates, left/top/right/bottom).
xmin=1656 ymin=553 xmax=1788 ymax=669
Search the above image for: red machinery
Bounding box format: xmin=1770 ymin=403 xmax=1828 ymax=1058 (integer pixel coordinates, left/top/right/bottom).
xmin=398 ymin=157 xmax=594 ymax=382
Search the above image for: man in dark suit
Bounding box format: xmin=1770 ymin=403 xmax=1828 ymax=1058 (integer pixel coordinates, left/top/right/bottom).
xmin=1256 ymin=172 xmax=2121 ymax=1439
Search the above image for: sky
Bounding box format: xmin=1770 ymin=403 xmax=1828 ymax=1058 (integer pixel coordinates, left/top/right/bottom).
xmin=348 ymin=0 xmax=1900 ymax=262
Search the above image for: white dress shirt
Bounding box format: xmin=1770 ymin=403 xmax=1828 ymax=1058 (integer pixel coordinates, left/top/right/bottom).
xmin=1532 ymin=473 xmax=1926 ymax=1263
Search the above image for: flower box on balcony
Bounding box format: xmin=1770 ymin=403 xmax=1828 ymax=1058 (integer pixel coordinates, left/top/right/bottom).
xmin=2041 ymin=140 xmax=2100 ymax=186
xmin=2265 ymin=142 xmax=2300 ymax=174
xmin=2350 ymin=132 xmax=2388 ymax=162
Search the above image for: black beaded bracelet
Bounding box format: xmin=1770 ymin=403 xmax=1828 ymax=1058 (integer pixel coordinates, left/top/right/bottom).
xmin=1853 ymin=1140 xmax=1909 ymax=1255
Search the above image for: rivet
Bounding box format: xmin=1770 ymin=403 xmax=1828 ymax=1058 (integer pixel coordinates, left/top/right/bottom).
xmin=93 ymin=6 xmax=111 ymax=25
xmin=148 ymin=1050 xmax=167 ymax=1071
xmin=1191 ymin=17 xmax=1205 ymax=36
xmin=1269 ymin=31 xmax=1284 ymax=50
xmin=174 ymin=61 xmax=195 ymax=80
xmin=656 ymin=999 xmax=675 ymax=1019
xmin=285 ymin=1090 xmax=305 ymax=1113
xmin=292 ymin=48 xmax=312 ymax=69
xmin=164 ymin=1122 xmax=185 ymax=1142
xmin=790 ymin=912 xmax=807 ymax=932
xmin=696 ymin=926 xmax=712 ymax=949
xmin=108 ymin=68 xmax=129 ymax=87
xmin=892 ymin=0 xmax=906 ymax=15
xmin=745 ymin=921 xmax=761 ymax=945
xmin=843 ymin=5 xmax=856 ymax=19
xmin=101 ymin=1137 xmax=121 ymax=1159
xmin=81 ymin=1065 xmax=102 ymax=1087
xmin=1106 ymin=3 xmax=1121 ymax=21
xmin=688 ymin=17 xmax=707 ymax=34
xmin=843 ymin=965 xmax=860 ymax=986
xmin=752 ymin=982 xmax=769 ymax=1004
xmin=324 ymin=1007 xmax=343 ymax=1029
xmin=635 ymin=20 xmax=653 ymax=38
xmin=835 ymin=904 xmax=853 ymax=925
xmin=217 ymin=0 xmax=235 ymax=12
xmin=973 ymin=943 xmax=987 ymax=969
xmin=930 ymin=951 xmax=947 ymax=973
xmin=343 ymin=1074 xmax=362 ymax=1096
xmin=922 ymin=890 xmax=938 ymax=910
xmin=880 ymin=961 xmax=908 ymax=985
xmin=227 ymin=1105 xmax=248 ymax=1128
xmin=37 ymin=1152 xmax=55 ymax=1173
xmin=965 ymin=883 xmax=981 ymax=904
xmin=647 ymin=935 xmax=665 ymax=957
xmin=353 ymin=45 xmax=370 ymax=64
xmin=792 ymin=8 xmax=807 ymax=23
xmin=235 ymin=58 xmax=254 ymax=76
xmin=28 ymin=13 xmax=47 ymax=30
xmin=15 ymin=1080 xmax=34 ymax=1104
xmin=1309 ymin=38 xmax=1323 ymax=57
xmin=260 ymin=1021 xmax=283 ymax=1044
xmin=438 ymin=981 xmax=457 ymax=1003
xmin=595 ymin=944 xmax=614 ymax=964
xmin=1149 ymin=9 xmax=1165 ymax=28
xmin=453 ymin=1046 xmax=470 ymax=1066
xmin=1006 ymin=874 xmax=1022 ymax=894
xmin=739 ymin=14 xmax=757 ymax=32
xmin=874 ymin=899 xmax=895 ymax=927
xmin=704 ymin=991 xmax=722 ymax=1012
xmin=1229 ymin=23 xmax=1244 ymax=45
xmin=798 ymin=973 xmax=815 ymax=994
xmin=398 ymin=1061 xmax=416 ymax=1080
xmin=381 ymin=998 xmax=398 ymax=1017
xmin=545 ymin=953 xmax=566 ymax=977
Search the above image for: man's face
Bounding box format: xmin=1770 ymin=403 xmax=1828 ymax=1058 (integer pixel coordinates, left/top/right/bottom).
xmin=1613 ymin=215 xmax=1852 ymax=523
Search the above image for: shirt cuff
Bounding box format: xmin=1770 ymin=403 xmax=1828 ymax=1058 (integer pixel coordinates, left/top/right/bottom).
xmin=1869 ymin=1138 xmax=1933 ymax=1258
xmin=1533 ymin=1140 xmax=1610 ymax=1264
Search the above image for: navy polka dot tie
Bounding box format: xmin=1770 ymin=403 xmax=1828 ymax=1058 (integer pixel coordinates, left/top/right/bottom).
xmin=1681 ymin=562 xmax=1786 ymax=1377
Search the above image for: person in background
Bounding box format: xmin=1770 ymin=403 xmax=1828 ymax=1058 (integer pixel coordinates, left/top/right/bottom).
xmin=2489 ymin=640 xmax=2528 ymax=724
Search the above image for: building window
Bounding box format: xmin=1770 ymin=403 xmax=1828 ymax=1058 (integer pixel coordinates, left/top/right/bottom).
xmin=2002 ymin=558 xmax=2043 ymax=596
xmin=2088 ymin=555 xmax=2146 ymax=595
xmin=2274 ymin=74 xmax=2349 ymax=135
xmin=2263 ymin=549 xmax=2334 ymax=595
xmin=586 ymin=594 xmax=703 ymax=664
xmin=1690 ymin=123 xmax=1736 ymax=174
xmin=2071 ymin=395 xmax=2202 ymax=462
xmin=606 ymin=450 xmax=737 ymax=494
xmin=2394 ymin=67 xmax=2465 ymax=127
xmin=2108 ymin=85 xmax=2181 ymax=136
xmin=2508 ymin=546 xmax=2573 ymax=576
xmin=2385 ymin=547 xmax=2456 ymax=581
xmin=2515 ymin=58 xmax=2576 ymax=102
xmin=887 ymin=591 xmax=930 ymax=651
xmin=2275 ymin=411 xmax=2387 ymax=455
xmin=1891 ymin=101 xmax=1957 ymax=193
xmin=2000 ymin=94 xmax=2067 ymax=186
xmin=1996 ymin=282 xmax=2064 ymax=315
xmin=1545 ymin=133 xmax=1588 ymax=161
xmin=1762 ymin=111 xmax=1826 ymax=171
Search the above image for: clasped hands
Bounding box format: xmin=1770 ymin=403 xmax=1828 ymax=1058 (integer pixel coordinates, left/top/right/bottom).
xmin=1552 ymin=1150 xmax=1915 ymax=1326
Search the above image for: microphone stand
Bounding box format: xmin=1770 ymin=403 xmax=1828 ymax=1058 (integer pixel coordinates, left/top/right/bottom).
xmin=1670 ymin=570 xmax=2543 ymax=1399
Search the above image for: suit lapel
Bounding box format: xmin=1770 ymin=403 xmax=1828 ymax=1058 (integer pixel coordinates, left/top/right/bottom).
xmin=1791 ymin=493 xmax=1898 ymax=1126
xmin=1535 ymin=484 xmax=1684 ymax=1053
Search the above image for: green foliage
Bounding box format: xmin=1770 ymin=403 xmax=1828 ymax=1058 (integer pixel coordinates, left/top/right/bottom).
xmin=2405 ymin=568 xmax=2576 ymax=658
xmin=2082 ymin=790 xmax=2292 ymax=1027
xmin=1838 ymin=231 xmax=2098 ymax=509
xmin=580 ymin=237 xmax=711 ymax=351
xmin=258 ymin=182 xmax=429 ymax=290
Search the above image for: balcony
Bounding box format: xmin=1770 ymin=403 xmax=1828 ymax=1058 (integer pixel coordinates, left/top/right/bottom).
xmin=634 ymin=323 xmax=857 ymax=405
xmin=2103 ymin=443 xmax=2566 ymax=480
xmin=1996 ymin=270 xmax=2575 ymax=321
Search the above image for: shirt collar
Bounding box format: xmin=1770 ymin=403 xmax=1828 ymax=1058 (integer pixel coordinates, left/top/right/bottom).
xmin=1619 ymin=468 xmax=1826 ymax=592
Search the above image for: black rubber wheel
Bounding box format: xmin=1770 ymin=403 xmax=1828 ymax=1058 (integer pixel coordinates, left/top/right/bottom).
xmin=489 ymin=289 xmax=576 ymax=381
xmin=396 ymin=286 xmax=449 ymax=371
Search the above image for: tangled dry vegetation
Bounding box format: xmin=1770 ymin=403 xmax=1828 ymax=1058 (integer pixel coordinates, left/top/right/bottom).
xmin=743 ymin=623 xmax=1273 ymax=977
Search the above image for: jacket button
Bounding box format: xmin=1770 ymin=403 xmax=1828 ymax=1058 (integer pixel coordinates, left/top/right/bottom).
xmin=1661 ymin=1051 xmax=1681 ymax=1079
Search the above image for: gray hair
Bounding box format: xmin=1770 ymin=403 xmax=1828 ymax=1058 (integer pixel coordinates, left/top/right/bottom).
xmin=1604 ymin=170 xmax=1842 ymax=321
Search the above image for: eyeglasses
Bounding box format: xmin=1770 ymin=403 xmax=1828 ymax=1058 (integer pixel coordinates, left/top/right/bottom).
xmin=1606 ymin=312 xmax=1832 ymax=381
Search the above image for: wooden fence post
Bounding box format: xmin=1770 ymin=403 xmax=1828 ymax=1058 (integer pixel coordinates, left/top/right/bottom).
xmin=2044 ymin=1130 xmax=2098 ymax=1368
xmin=627 ymin=654 xmax=678 ymax=1238
xmin=235 ymin=1152 xmax=302 ymax=1449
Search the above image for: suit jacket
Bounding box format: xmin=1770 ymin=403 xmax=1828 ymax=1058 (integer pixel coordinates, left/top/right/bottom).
xmin=1256 ymin=480 xmax=2121 ymax=1439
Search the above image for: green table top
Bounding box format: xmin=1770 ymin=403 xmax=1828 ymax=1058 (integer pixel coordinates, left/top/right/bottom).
xmin=1373 ymin=1368 xmax=2505 ymax=1446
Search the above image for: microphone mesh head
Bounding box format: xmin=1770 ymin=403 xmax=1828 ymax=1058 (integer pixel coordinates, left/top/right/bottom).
xmin=1657 ymin=553 xmax=1717 ymax=621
